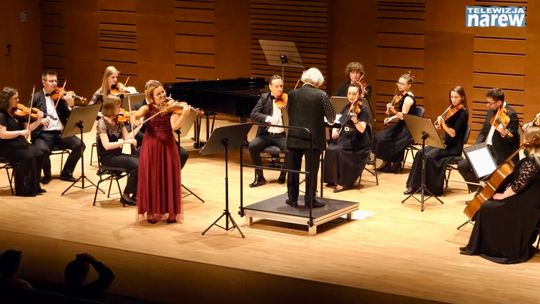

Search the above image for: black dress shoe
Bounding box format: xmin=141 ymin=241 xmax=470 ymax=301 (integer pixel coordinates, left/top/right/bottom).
xmin=403 ymin=187 xmax=414 ymax=195
xmin=59 ymin=174 xmax=76 ymax=182
xmin=333 ymin=186 xmax=350 ymax=193
xmin=249 ymin=177 xmax=267 ymax=188
xmin=38 ymin=188 xmax=47 ymax=194
xmin=40 ymin=176 xmax=52 ymax=184
xmin=285 ymin=199 xmax=298 ymax=207
xmin=309 ymin=200 xmax=325 ymax=208
xmin=120 ymin=194 xmax=136 ymax=206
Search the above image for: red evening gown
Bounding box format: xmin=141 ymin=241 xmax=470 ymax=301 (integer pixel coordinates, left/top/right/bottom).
xmin=137 ymin=106 xmax=182 ymax=222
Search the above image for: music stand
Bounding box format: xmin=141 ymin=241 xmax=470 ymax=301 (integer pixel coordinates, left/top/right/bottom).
xmin=402 ymin=114 xmax=446 ymax=211
xmin=201 ymin=123 xmax=253 ymax=238
xmin=121 ymin=93 xmax=146 ymax=111
xmin=61 ymin=104 xmax=101 ymax=195
xmin=259 ymin=39 xmax=304 ymax=81
xmin=463 ymin=143 xmax=497 ymax=180
xmin=175 ymin=109 xmax=204 ymax=203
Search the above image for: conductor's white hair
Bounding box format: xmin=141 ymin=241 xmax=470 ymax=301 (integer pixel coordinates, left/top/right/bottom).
xmin=301 ymin=68 xmax=324 ymax=87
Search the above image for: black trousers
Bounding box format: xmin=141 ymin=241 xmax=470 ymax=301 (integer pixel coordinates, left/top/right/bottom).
xmin=100 ymin=153 xmax=139 ymax=196
xmin=287 ymin=148 xmax=321 ymax=204
xmin=248 ymin=133 xmax=287 ymax=177
xmin=33 ymin=131 xmax=85 ymax=178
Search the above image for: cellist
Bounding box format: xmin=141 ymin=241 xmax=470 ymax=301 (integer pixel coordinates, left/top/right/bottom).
xmin=457 ymin=88 xmax=520 ymax=192
xmin=460 ymin=126 xmax=540 ymax=264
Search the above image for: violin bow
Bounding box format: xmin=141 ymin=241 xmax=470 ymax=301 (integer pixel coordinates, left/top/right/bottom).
xmin=26 ymin=86 xmax=36 ymax=143
xmin=54 ymin=80 xmax=67 ymax=110
xmin=127 ymin=95 xmax=134 ymax=135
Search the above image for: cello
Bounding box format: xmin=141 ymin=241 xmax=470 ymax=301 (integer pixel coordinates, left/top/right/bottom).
xmin=463 ymin=144 xmax=523 ymax=220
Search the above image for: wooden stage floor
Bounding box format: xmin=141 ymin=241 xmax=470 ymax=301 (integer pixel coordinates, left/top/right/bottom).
xmin=0 ymin=122 xmax=539 ymax=303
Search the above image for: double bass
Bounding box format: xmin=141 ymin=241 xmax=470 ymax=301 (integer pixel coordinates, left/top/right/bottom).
xmin=463 ymin=144 xmax=523 ymax=220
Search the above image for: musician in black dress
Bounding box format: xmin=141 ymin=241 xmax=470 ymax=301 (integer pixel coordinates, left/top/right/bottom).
xmin=324 ymin=84 xmax=371 ymax=193
xmin=457 ymin=88 xmax=520 ymax=192
xmin=404 ymin=86 xmax=469 ymax=196
xmin=460 ymin=126 xmax=540 ymax=264
xmin=96 ymin=95 xmax=139 ymax=205
xmin=372 ymin=71 xmax=416 ymax=172
xmin=0 ymin=87 xmax=45 ymax=196
xmin=248 ymin=75 xmax=287 ymax=187
xmin=286 ymin=68 xmax=335 ymax=208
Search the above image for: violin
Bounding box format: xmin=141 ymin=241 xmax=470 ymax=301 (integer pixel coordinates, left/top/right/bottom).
xmin=115 ymin=108 xmax=131 ymax=123
xmin=435 ymin=104 xmax=464 ymax=129
xmin=354 ymin=74 xmax=368 ymax=98
xmin=349 ymin=99 xmax=361 ymax=115
xmin=274 ymin=93 xmax=287 ymax=108
xmin=10 ymin=103 xmax=56 ymax=121
xmin=50 ymin=88 xmax=88 ymax=106
xmin=490 ymin=107 xmax=513 ymax=138
xmin=111 ymin=82 xmax=137 ymax=96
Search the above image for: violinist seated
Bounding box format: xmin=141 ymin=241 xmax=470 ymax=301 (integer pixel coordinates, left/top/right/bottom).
xmin=31 ymin=70 xmax=85 ymax=184
xmin=323 ymin=84 xmax=371 ymax=193
xmin=372 ymin=71 xmax=416 ymax=173
xmin=89 ymin=66 xmax=137 ymax=105
xmin=129 ymin=80 xmax=189 ymax=169
xmin=457 ymin=88 xmax=520 ymax=192
xmin=335 ymin=61 xmax=372 ymax=102
xmin=96 ymin=95 xmax=139 ymax=205
xmin=403 ymin=86 xmax=469 ymax=196
xmin=460 ymin=126 xmax=540 ymax=264
xmin=248 ymin=74 xmax=288 ymax=187
xmin=0 ymin=87 xmax=46 ymax=197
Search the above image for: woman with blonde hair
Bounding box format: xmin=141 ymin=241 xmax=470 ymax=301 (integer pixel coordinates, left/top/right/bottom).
xmin=460 ymin=126 xmax=540 ymax=263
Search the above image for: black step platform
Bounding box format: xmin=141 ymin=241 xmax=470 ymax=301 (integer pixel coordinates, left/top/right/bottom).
xmin=242 ymin=193 xmax=358 ymax=235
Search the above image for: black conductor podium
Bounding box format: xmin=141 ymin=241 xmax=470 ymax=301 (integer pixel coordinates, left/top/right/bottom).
xmin=61 ymin=104 xmax=101 ymax=195
xmin=402 ymin=114 xmax=446 ymax=211
xmin=200 ymin=123 xmax=253 ymax=238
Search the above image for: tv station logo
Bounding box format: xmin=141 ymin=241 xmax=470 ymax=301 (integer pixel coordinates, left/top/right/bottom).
xmin=466 ymin=6 xmax=526 ymax=27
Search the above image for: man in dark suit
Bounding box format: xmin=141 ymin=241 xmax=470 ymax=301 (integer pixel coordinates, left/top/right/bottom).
xmin=458 ymin=88 xmax=520 ymax=192
xmin=286 ymin=68 xmax=335 ymax=208
xmin=248 ymin=75 xmax=287 ymax=187
xmin=131 ymin=79 xmax=189 ymax=169
xmin=32 ymin=70 xmax=85 ymax=184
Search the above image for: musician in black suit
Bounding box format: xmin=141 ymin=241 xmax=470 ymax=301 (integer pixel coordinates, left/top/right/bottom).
xmin=248 ymin=75 xmax=287 ymax=187
xmin=130 ymin=79 xmax=189 ymax=169
xmin=457 ymin=88 xmax=520 ymax=192
xmin=31 ymin=70 xmax=85 ymax=184
xmin=286 ymin=68 xmax=336 ymax=208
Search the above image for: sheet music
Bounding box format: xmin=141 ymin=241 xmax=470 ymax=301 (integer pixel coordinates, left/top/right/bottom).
xmin=467 ymin=147 xmax=497 ymax=179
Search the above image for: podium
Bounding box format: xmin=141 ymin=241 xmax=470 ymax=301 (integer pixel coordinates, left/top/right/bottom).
xmin=200 ymin=123 xmax=253 ymax=237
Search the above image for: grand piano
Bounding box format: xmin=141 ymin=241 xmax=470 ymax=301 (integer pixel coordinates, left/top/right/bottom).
xmin=164 ymin=77 xmax=267 ymax=121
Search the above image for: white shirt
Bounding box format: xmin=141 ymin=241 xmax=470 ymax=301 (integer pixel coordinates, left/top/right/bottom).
xmin=266 ymin=100 xmax=284 ymax=134
xmin=43 ymin=92 xmax=64 ymax=131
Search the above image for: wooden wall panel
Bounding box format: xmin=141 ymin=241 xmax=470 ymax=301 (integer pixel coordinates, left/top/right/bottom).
xmin=374 ymin=0 xmax=426 ymax=130
xmin=250 ymin=0 xmax=328 ymax=90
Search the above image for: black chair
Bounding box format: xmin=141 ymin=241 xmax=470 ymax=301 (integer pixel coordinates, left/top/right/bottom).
xmin=260 ymin=145 xmax=286 ymax=168
xmin=0 ymin=156 xmax=14 ymax=194
xmin=402 ymin=105 xmax=425 ymax=170
xmin=50 ymin=145 xmax=71 ymax=173
xmin=444 ymin=125 xmax=472 ymax=193
xmin=92 ymin=140 xmax=129 ymax=206
xmin=359 ymin=124 xmax=378 ymax=186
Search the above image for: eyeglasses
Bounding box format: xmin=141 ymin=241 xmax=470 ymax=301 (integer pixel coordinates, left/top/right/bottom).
xmin=486 ymin=100 xmax=498 ymax=105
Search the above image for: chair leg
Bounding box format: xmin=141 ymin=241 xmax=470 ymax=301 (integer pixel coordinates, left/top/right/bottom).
xmin=445 ymin=168 xmax=452 ymax=192
xmin=5 ymin=167 xmax=14 ymax=195
xmin=93 ymin=179 xmax=103 ymax=206
xmin=107 ymin=179 xmax=113 ymax=198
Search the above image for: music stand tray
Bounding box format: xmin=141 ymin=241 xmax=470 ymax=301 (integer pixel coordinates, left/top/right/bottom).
xmin=402 ymin=114 xmax=446 ymax=211
xmin=121 ymin=94 xmax=146 ymax=111
xmin=61 ymin=104 xmax=101 ymax=195
xmin=259 ymin=39 xmax=304 ymax=81
xmin=201 ymin=123 xmax=253 ymax=238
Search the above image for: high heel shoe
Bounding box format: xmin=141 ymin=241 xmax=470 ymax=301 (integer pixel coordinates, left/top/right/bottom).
xmin=120 ymin=193 xmax=136 ymax=206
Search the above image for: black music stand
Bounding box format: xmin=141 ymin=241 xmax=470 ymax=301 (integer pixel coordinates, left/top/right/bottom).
xmin=259 ymin=39 xmax=304 ymax=81
xmin=201 ymin=123 xmax=253 ymax=238
xmin=61 ymin=104 xmax=101 ymax=195
xmin=401 ymin=114 xmax=446 ymax=211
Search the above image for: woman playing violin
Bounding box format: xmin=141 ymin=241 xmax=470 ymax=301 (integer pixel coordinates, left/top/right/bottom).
xmin=460 ymin=126 xmax=540 ymax=264
xmin=131 ymin=80 xmax=191 ymax=224
xmin=372 ymin=71 xmax=416 ymax=172
xmin=96 ymin=95 xmax=139 ymax=205
xmin=89 ymin=66 xmax=137 ymax=105
xmin=0 ymin=87 xmax=46 ymax=196
xmin=324 ymin=84 xmax=372 ymax=192
xmin=404 ymin=86 xmax=469 ymax=196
